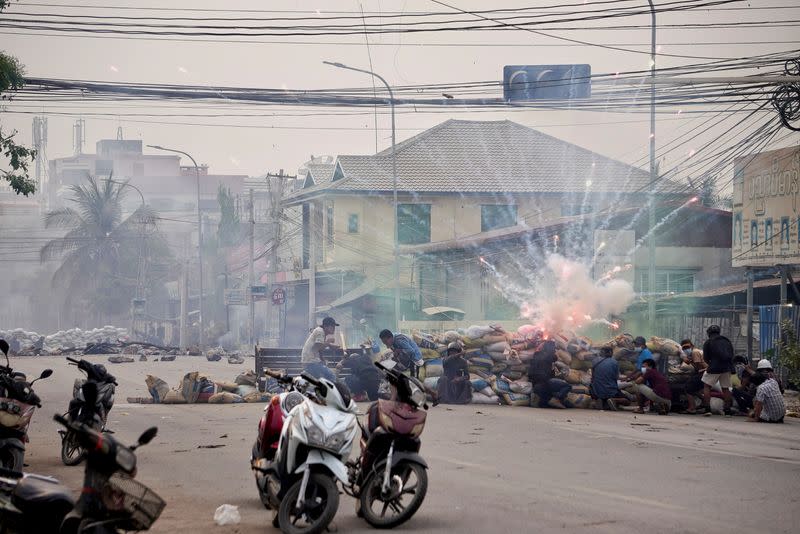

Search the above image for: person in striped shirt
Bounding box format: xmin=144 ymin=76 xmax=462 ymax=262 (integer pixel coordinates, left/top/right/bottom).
xmin=747 ymin=373 xmax=785 ymax=423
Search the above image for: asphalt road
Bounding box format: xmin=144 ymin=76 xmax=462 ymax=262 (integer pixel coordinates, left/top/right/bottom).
xmin=11 ymin=356 xmax=800 ymax=533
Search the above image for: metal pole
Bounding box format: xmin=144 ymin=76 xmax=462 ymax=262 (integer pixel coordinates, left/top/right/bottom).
xmin=146 ymin=145 xmax=204 ymax=350
xmin=746 ymin=268 xmax=753 ymax=363
xmin=323 ymin=61 xmax=400 ymax=328
xmin=249 ymin=188 xmax=256 ymax=347
xmin=647 ymin=1 xmax=657 ymax=332
xmin=180 ymin=233 xmax=189 ymax=351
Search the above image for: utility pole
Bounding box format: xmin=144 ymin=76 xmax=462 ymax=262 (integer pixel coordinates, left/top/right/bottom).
xmin=647 ymin=0 xmax=658 ymax=332
xmin=308 ymin=202 xmax=317 ymax=329
xmin=746 ymin=268 xmax=753 ymax=363
xmin=249 ymin=188 xmax=256 ymax=347
xmin=265 ymin=171 xmax=285 ymax=347
xmin=179 ymin=233 xmax=189 ymax=351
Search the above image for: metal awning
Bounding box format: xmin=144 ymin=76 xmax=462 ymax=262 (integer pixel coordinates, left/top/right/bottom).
xmin=422 ymin=306 xmax=465 ymax=316
xmin=316 ymin=279 xmax=404 ymax=313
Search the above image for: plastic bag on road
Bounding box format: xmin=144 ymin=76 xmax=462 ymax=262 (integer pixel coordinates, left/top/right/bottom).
xmin=214 ymin=504 xmax=241 ymax=525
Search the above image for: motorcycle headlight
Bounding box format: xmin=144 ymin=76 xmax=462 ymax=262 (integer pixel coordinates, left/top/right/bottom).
xmin=306 ymin=425 xmax=325 ymax=447
xmin=324 ymin=430 xmax=348 ymax=452
xmin=410 ymin=387 xmax=426 ymax=407
xmin=115 ymin=446 xmax=137 ymax=474
xmin=282 ymin=392 xmax=304 ymax=415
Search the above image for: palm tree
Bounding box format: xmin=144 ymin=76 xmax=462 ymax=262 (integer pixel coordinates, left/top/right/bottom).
xmin=40 ymin=175 xmax=168 ymax=322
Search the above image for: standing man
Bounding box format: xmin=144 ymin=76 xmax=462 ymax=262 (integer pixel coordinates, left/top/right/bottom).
xmin=301 ymin=317 xmax=340 ymax=381
xmin=379 ymin=329 xmax=423 ymax=377
xmin=700 ymin=325 xmax=734 ymax=416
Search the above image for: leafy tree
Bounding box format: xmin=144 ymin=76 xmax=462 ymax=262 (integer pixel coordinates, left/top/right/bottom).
xmin=0 ymin=1 xmax=37 ymax=196
xmin=777 ymin=320 xmax=800 ymax=389
xmin=40 ymin=176 xmax=172 ymax=321
xmin=217 ymin=184 xmax=242 ymax=246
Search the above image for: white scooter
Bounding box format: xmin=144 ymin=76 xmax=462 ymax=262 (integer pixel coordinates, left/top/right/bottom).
xmin=253 ymin=372 xmax=358 ymax=534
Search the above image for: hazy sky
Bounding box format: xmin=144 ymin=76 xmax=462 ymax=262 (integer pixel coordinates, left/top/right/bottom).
xmin=3 ymin=0 xmax=799 ymax=179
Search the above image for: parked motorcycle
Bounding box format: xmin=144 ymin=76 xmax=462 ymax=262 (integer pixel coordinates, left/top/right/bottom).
xmin=60 ymin=357 xmax=117 ymax=466
xmin=0 ymin=339 xmax=53 ymax=471
xmin=252 ymin=371 xmax=358 ymax=534
xmin=0 ymin=386 xmax=164 ymax=533
xmin=348 ymin=360 xmax=429 ymax=529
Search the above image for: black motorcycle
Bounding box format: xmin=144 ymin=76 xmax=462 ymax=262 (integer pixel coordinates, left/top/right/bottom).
xmin=60 ymin=357 xmax=117 ymax=466
xmin=0 ymin=385 xmax=163 ymax=533
xmin=0 ymin=340 xmax=53 ymax=471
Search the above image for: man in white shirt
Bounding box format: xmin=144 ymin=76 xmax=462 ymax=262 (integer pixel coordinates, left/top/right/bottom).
xmin=301 ymin=317 xmax=340 ymax=381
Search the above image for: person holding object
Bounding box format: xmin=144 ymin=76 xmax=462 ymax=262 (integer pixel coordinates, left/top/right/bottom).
xmin=437 ymin=342 xmax=472 ymax=404
xmin=301 ymin=316 xmax=340 ymax=381
xmin=379 ymin=329 xmax=423 ymax=378
xmin=632 ymin=358 xmax=672 ymax=415
xmin=700 ymin=325 xmax=734 ymax=416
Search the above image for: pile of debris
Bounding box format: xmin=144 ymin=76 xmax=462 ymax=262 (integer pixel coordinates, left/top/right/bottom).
xmin=0 ymin=326 xmax=128 ymax=355
xmin=132 ymin=369 xmax=268 ymax=404
xmin=413 ymin=325 xmax=687 ymax=408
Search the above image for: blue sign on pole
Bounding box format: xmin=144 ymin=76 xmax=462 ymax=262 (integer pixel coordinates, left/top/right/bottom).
xmin=503 ymin=65 xmax=591 ymax=102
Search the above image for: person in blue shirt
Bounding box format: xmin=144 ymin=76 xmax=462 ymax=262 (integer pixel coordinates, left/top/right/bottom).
xmin=379 ymin=329 xmax=423 ymax=378
xmin=591 ymin=346 xmax=622 ymax=410
xmin=634 ymin=336 xmax=653 ymax=369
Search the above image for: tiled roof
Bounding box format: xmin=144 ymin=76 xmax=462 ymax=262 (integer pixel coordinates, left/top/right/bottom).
xmin=287 ymin=119 xmax=675 ymax=200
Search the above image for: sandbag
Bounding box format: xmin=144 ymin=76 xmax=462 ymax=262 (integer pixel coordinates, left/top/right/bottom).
xmin=145 ymin=375 xmax=170 ymax=403
xmin=613 ymin=346 xmax=636 ymax=361
xmin=501 ymin=371 xmax=524 ymax=381
xmin=516 ymin=350 xmax=536 ymax=362
xmin=556 ymin=349 xmax=572 ymax=366
xmin=215 ymin=380 xmax=239 ymax=393
xmin=443 ymin=331 xmax=462 ymax=343
xmin=180 ymin=372 xmax=203 ymax=403
xmin=485 ymin=341 xmax=511 ymax=353
xmin=500 ymin=392 xmax=530 ymax=406
xmin=472 ymin=392 xmax=500 ymax=404
xmin=424 ymin=358 xmax=443 ymax=378
xmin=243 ymin=391 xmax=271 ymax=403
xmin=509 ymin=379 xmax=532 ymax=395
xmin=491 ymin=376 xmax=512 ymax=394
xmin=575 ymin=350 xmax=595 ymax=362
xmin=566 ymin=392 xmax=593 ymax=409
xmin=619 ymin=360 xmax=636 ymax=373
xmin=479 ymin=386 xmax=494 ymax=397
xmin=570 ymin=384 xmax=590 ymax=395
xmin=565 ymin=369 xmax=591 ymax=386
xmin=107 ymin=355 xmax=134 ymax=364
xmin=208 ymin=392 xmax=244 ymax=404
xmin=488 ymin=351 xmax=507 ymax=363
xmin=467 ymin=355 xmax=493 ymax=370
xmin=611 ymin=333 xmax=635 ymax=350
xmin=464 ymin=325 xmax=496 ymax=339
xmin=421 ymin=348 xmax=440 ymax=361
xmin=162 ymin=389 xmax=187 ymax=404
xmin=648 ymin=336 xmax=681 ymax=357
xmin=417 ymin=365 xmax=427 ymax=381
xmin=491 ymin=363 xmax=508 ymax=374
xmin=236 ymin=385 xmax=257 ymax=397
xmin=570 ymin=359 xmax=593 ymax=371
xmin=471 ymin=378 xmax=490 ymax=391
xmin=234 ymin=370 xmax=258 ymax=386
xmin=412 ymin=332 xmax=439 ymax=350
xmin=423 ymin=377 xmax=440 ymax=390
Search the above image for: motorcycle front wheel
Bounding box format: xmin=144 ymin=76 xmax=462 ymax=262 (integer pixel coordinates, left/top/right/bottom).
xmin=60 ymin=431 xmax=85 ymax=466
xmin=359 ymin=461 xmax=427 ymax=529
xmin=277 ymin=473 xmax=339 ymax=534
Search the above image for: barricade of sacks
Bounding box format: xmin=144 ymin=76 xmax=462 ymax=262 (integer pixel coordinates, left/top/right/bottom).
xmin=136 ymin=369 xmax=272 ymax=404
xmin=413 ymin=325 xmax=684 ymax=408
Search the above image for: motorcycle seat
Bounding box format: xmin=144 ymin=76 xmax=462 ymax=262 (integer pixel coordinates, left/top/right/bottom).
xmin=12 ymin=474 xmax=75 ymax=517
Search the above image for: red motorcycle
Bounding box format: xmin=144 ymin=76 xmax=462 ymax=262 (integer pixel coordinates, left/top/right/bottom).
xmin=347 ymin=361 xmax=429 ymax=529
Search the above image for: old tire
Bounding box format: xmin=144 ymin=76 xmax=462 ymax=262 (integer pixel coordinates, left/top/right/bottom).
xmin=277 ymin=473 xmax=339 ymax=534
xmin=60 ymin=432 xmax=85 ymax=466
xmin=360 ymin=461 xmax=427 ymax=529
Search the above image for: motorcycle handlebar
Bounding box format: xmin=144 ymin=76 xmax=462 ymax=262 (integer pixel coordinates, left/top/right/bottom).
xmin=66 ymin=357 xmax=80 ymax=364
xmin=299 ymin=372 xmax=321 ymax=387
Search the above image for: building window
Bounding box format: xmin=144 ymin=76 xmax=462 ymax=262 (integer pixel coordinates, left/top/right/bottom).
xmin=348 ymin=213 xmax=359 ymax=234
xmin=561 ymin=204 xmax=593 ymax=217
xmin=636 ymin=269 xmax=696 ymax=295
xmin=95 ymin=159 xmax=113 ymax=176
xmin=397 ymin=204 xmax=431 ymax=245
xmin=481 ymin=204 xmax=517 ymax=232
xmin=326 ymin=204 xmax=334 ymax=248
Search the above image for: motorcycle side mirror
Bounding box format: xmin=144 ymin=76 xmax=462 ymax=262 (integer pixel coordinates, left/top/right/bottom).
xmin=137 ymin=427 xmax=158 ymax=446
xmin=39 ymin=369 xmax=53 ymax=380
xmin=0 ymin=340 xmax=8 ymax=357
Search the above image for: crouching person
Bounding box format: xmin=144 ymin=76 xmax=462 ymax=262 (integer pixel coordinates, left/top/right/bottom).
xmin=590 ymin=346 xmax=623 ymax=411
xmin=437 ymin=342 xmax=471 ymax=405
xmin=747 ymin=372 xmax=785 ymax=423
xmin=529 ymin=340 xmax=573 ymax=409
xmin=632 ymin=358 xmax=672 ymax=415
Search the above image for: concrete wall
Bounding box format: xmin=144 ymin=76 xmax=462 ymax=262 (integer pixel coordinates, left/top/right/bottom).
xmin=633 ymin=246 xmax=741 ymax=291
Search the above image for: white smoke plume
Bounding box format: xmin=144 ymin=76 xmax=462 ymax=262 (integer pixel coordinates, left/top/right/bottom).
xmin=519 ymin=254 xmax=635 ymax=334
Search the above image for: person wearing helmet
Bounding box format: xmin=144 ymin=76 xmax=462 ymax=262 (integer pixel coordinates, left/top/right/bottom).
xmin=700 ymin=325 xmax=734 ymax=416
xmin=437 ymin=342 xmax=471 ymax=405
xmin=755 ymin=358 xmax=785 ymax=393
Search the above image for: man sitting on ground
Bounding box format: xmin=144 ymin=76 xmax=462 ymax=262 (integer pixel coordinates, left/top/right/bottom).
xmin=747 ymin=372 xmax=785 ymax=423
xmin=632 ymin=358 xmax=672 ymax=415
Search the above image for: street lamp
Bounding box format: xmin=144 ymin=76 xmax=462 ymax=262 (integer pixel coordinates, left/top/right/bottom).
xmin=147 ymin=144 xmax=205 ymax=351
xmin=104 ymin=178 xmax=148 ymax=340
xmin=323 ymin=60 xmax=400 ymax=329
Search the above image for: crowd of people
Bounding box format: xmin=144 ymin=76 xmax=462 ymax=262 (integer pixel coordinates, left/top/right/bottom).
xmin=299 ymin=317 xmax=787 ymax=423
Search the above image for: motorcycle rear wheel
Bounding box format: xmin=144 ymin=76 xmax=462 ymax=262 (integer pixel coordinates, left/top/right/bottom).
xmin=277 ymin=473 xmax=339 ymax=534
xmin=359 ymin=461 xmax=427 ymax=529
xmin=60 ymin=431 xmax=85 ymax=466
